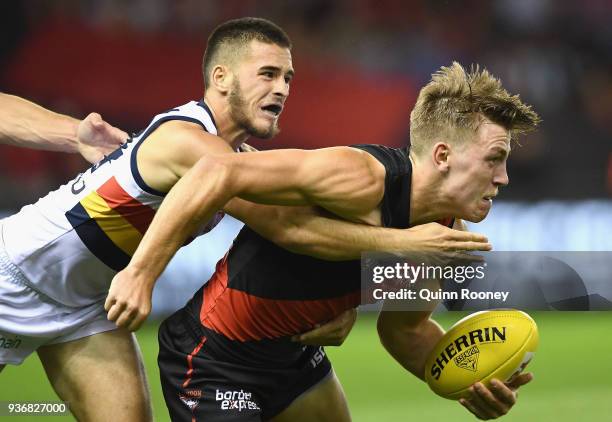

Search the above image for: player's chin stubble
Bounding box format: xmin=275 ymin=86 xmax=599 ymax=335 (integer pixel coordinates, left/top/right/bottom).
xmin=229 ymin=81 xmax=279 ymax=139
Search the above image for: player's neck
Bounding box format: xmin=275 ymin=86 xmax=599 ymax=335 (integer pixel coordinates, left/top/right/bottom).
xmin=203 ymin=95 xmax=249 ymax=150
xmin=409 ymin=159 xmax=454 ymax=225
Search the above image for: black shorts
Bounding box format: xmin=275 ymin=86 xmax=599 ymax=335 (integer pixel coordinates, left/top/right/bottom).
xmin=158 ymin=308 xmax=333 ymax=421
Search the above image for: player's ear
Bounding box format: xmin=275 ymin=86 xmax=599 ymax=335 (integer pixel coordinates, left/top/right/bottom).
xmin=432 ymin=142 xmax=451 ymax=173
xmin=211 ymin=65 xmax=233 ymax=95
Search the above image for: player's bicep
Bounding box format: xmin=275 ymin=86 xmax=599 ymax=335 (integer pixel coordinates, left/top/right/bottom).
xmin=302 ymin=148 xmax=385 ymax=216
xmin=227 ymin=147 xmax=385 ymax=218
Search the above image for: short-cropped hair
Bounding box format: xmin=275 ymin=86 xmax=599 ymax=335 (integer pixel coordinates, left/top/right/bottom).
xmin=202 ymin=17 xmax=292 ymax=87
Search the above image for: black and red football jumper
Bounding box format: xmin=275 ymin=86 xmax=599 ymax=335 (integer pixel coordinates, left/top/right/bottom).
xmin=158 ymin=145 xmax=451 ymax=421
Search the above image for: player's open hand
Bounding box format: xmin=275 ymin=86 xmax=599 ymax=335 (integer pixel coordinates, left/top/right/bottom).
xmin=459 ymin=373 xmax=533 ymax=419
xmin=77 ymin=112 xmax=128 ymax=163
xmin=104 ymin=266 xmax=154 ymax=332
xmin=292 ymin=308 xmax=357 ymax=346
xmin=403 ymin=223 xmax=492 ymax=252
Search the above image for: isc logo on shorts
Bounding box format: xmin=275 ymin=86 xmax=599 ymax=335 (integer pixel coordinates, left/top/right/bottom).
xmin=310 ymin=346 xmax=326 ymax=368
xmin=215 ymin=389 xmax=260 ymax=412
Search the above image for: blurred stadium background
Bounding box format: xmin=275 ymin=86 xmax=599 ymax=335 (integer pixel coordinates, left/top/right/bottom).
xmin=0 ymin=1 xmax=610 ymax=421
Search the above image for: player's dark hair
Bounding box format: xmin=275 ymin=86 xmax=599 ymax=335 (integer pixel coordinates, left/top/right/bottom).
xmin=202 ymin=17 xmax=292 ymax=88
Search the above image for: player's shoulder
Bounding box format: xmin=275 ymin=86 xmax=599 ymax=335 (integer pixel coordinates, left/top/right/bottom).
xmin=140 ymin=99 xmax=227 ymax=154
xmin=155 ymin=99 xmax=218 ymax=133
xmin=150 ymin=119 xmax=231 ymax=156
xmin=307 ymin=146 xmax=387 ymax=183
xmin=136 ymin=117 xmax=233 ymax=191
xmin=350 ymin=144 xmax=410 ymax=177
xmin=351 ymin=144 xmax=409 ymax=164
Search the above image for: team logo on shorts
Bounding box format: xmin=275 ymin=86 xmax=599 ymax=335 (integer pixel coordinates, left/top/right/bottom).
xmin=215 ymin=389 xmax=260 ymax=412
xmin=454 ymin=345 xmax=480 ymax=372
xmin=179 ymin=389 xmax=202 ymax=410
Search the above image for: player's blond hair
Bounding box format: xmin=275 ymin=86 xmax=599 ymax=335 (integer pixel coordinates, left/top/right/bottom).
xmin=409 ymin=62 xmax=540 ymax=156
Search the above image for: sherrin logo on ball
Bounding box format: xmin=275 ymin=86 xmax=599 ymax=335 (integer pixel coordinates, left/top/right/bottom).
xmin=424 ymin=310 xmax=538 ymax=400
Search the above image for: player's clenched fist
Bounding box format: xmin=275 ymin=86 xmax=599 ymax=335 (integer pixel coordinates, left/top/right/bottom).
xmin=104 ymin=267 xmax=154 ymax=331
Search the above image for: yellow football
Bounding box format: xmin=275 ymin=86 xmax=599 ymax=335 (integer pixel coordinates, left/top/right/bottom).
xmin=425 ymin=310 xmax=538 ymax=400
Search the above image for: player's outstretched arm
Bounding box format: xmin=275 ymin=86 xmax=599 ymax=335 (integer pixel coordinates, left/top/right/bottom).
xmin=227 ymin=200 xmax=492 ymax=261
xmin=192 ymin=146 xmax=385 ymax=219
xmin=228 ymin=145 xmax=490 ymax=258
xmin=0 ymin=93 xmax=81 ymax=151
xmin=0 ymin=93 xmax=127 ymax=163
xmin=377 ymin=310 xmax=532 ymax=419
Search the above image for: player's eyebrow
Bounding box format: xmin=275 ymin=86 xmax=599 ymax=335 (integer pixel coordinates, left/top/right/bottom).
xmin=259 ymin=66 xmax=295 ymax=79
xmin=490 ymin=145 xmax=510 ymax=157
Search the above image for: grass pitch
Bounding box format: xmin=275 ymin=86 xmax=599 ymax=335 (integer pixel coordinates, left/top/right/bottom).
xmin=1 ymin=312 xmax=610 ymax=421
